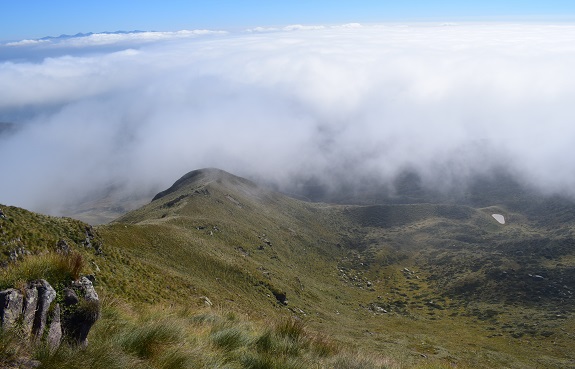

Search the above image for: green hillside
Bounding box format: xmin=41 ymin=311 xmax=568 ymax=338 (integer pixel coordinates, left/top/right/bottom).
xmin=1 ymin=168 xmax=574 ymax=368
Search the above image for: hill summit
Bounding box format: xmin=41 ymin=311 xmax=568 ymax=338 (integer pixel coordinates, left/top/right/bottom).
xmin=151 ymin=168 xmax=259 ymax=201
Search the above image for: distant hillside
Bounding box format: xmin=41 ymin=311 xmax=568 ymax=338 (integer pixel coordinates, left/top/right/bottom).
xmin=39 ymin=30 xmax=148 ymax=41
xmin=291 ymin=168 xmax=575 ymax=227
xmin=38 ymin=164 xmax=575 ymax=228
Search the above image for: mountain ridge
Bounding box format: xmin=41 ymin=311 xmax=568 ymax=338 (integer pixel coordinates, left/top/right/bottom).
xmin=40 ymin=30 xmax=148 ymax=41
xmin=2 ymin=168 xmax=574 ymax=368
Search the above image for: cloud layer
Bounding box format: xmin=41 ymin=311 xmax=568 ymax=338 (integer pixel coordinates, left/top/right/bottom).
xmin=2 ymin=23 xmax=575 ymax=214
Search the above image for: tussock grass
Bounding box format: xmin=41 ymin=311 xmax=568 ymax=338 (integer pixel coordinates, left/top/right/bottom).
xmin=0 ymin=204 xmax=99 ymax=263
xmin=240 ymin=354 xmax=309 ymax=369
xmin=189 ymin=312 xmax=220 ymax=325
xmin=252 ymin=317 xmax=339 ymax=362
xmin=0 ymin=241 xmax=479 ymax=369
xmin=330 ymin=356 xmax=386 ymax=369
xmin=154 ymin=348 xmax=195 ymax=369
xmin=0 ymin=329 xmax=27 ymax=367
xmin=121 ymin=320 xmax=184 ymax=359
xmin=0 ymin=252 xmax=86 ymax=289
xmin=274 ymin=317 xmax=305 ymax=341
xmin=210 ymin=327 xmax=250 ymax=350
xmin=68 ymin=252 xmax=85 ymax=280
xmin=34 ymin=341 xmax=137 ymax=369
xmin=309 ymin=333 xmax=339 ymax=357
xmin=2 ymin=297 xmax=408 ymax=369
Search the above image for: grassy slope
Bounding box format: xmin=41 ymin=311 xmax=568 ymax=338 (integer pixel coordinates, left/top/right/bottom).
xmin=98 ymin=169 xmax=575 ymax=368
xmin=0 ymin=205 xmax=104 ymax=275
xmin=2 ymin=168 xmax=574 ymax=368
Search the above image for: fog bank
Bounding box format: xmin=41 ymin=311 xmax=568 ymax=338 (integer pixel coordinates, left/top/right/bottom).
xmin=1 ymin=23 xmax=575 ymax=214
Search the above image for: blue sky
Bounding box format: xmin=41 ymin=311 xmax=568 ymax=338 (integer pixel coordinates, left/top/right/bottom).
xmin=2 ymin=0 xmax=575 ymax=41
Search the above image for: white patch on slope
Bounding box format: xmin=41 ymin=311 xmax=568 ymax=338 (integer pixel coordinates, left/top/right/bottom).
xmin=492 ymin=214 xmax=505 ymax=224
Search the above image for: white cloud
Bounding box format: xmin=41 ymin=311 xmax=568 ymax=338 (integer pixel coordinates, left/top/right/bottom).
xmin=246 ymin=26 xmax=281 ymax=33
xmin=247 ymin=23 xmax=361 ymax=33
xmin=282 ymin=24 xmax=326 ymax=31
xmin=1 ymin=23 xmax=575 ymax=214
xmin=6 ymin=39 xmax=50 ymax=46
xmin=337 ymin=23 xmax=363 ymax=29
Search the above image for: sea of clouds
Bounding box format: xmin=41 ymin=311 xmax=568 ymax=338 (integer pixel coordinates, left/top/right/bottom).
xmin=1 ymin=23 xmax=575 ymax=215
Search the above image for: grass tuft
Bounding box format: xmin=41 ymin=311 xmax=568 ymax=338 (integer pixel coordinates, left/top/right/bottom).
xmin=0 ymin=252 xmax=86 ymax=289
xmin=210 ymin=327 xmax=250 ymax=351
xmin=274 ymin=317 xmax=305 ymax=340
xmin=255 ymin=330 xmax=275 ymax=353
xmin=68 ymin=252 xmax=85 ymax=280
xmin=310 ymin=333 xmax=340 ymax=357
xmin=120 ymin=320 xmax=183 ymax=360
xmin=0 ymin=329 xmax=26 ymax=367
xmin=156 ymin=348 xmax=194 ymax=369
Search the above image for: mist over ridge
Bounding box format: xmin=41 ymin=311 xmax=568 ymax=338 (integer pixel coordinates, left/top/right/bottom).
xmin=1 ymin=23 xmax=575 ymax=216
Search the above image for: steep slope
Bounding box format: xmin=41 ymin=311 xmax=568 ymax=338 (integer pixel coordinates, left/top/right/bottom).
xmin=96 ymin=168 xmax=575 ymax=368
xmin=102 ymin=168 xmax=350 ymax=313
xmin=0 ymin=204 xmax=102 ymax=266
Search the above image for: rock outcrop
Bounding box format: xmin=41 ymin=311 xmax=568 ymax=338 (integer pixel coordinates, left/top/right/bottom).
xmin=47 ymin=304 xmax=62 ymax=351
xmin=31 ymin=279 xmax=56 ymax=339
xmin=62 ymin=276 xmax=100 ymax=347
xmin=0 ymin=289 xmax=23 ymax=329
xmin=0 ymin=277 xmax=100 ymax=350
xmin=22 ymin=285 xmax=38 ymax=338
